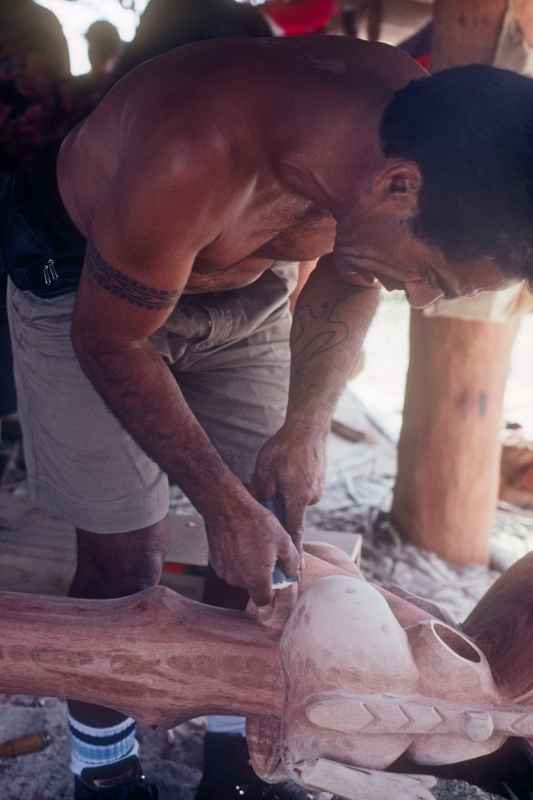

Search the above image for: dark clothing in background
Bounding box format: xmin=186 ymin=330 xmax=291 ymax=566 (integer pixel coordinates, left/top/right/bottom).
xmin=0 ymin=0 xmax=70 ymax=84
xmin=0 ymin=0 xmax=71 ymax=170
xmin=0 ymin=1 xmax=70 ymax=418
xmin=4 ymin=143 xmax=85 ymax=299
xmin=115 ymin=0 xmax=271 ymax=79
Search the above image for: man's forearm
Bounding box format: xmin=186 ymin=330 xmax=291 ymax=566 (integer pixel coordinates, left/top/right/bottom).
xmin=73 ymin=336 xmax=248 ymax=520
xmin=288 ymin=260 xmax=380 ymax=431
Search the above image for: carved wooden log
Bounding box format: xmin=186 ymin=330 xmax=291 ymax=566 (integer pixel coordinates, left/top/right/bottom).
xmin=302 ymin=759 xmax=439 ymax=800
xmin=0 ymin=587 xmax=283 ymax=728
xmin=462 ymin=551 xmax=533 ymax=703
xmin=1 ymin=549 xmax=533 ymax=796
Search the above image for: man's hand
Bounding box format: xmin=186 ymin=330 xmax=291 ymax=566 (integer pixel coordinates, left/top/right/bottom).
xmin=253 ymin=423 xmax=328 ymax=552
xmin=205 ymin=495 xmax=300 ymax=607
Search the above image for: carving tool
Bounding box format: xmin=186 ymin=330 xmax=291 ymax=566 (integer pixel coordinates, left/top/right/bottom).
xmin=261 ymin=495 xmax=298 ymax=590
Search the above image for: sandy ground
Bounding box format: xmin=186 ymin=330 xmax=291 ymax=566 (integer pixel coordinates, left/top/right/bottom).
xmin=0 ymin=695 xmax=204 ymax=799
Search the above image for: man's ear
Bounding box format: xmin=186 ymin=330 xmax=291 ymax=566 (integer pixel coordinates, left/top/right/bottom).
xmin=372 ymin=160 xmax=422 ymax=214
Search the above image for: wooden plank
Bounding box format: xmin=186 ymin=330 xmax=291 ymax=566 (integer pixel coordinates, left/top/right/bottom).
xmin=166 ymin=514 xmax=362 ymax=567
xmin=333 ymin=388 xmax=394 ymax=447
xmin=0 ymin=490 xmax=362 ymax=595
xmin=166 ymin=513 xmax=207 ymax=565
xmin=306 ymin=532 xmax=362 ymax=563
xmin=0 ymin=490 xmax=76 ymax=594
xmin=328 ymin=389 xmax=396 ymax=490
xmin=301 ymin=759 xmax=438 ymax=800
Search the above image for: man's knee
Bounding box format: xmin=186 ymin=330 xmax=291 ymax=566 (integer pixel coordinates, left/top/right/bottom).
xmin=69 ymin=518 xmax=169 ymax=599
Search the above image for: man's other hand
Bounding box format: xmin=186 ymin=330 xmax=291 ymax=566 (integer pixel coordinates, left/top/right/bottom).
xmin=253 ymin=424 xmax=328 ymax=553
xmin=205 ymin=496 xmax=300 ymax=607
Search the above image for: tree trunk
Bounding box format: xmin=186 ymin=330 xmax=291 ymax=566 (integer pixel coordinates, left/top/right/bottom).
xmin=392 ymin=313 xmax=517 ymax=564
xmin=391 ymin=0 xmax=517 ymax=565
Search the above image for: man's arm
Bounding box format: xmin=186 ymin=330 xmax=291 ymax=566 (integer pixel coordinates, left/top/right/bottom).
xmin=288 ymin=257 xmax=380 ymax=429
xmin=70 ymin=145 xmax=298 ymax=606
xmin=73 ymin=243 xmax=248 ymax=521
xmin=253 ymin=255 xmax=380 ymax=541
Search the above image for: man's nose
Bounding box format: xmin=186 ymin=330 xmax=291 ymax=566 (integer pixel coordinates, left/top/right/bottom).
xmin=404 ymin=281 xmax=444 ymax=309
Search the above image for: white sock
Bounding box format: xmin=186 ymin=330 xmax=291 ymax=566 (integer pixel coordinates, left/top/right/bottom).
xmin=69 ymin=714 xmax=139 ymax=776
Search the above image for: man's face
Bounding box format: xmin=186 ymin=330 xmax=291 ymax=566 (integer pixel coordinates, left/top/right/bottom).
xmin=337 ymin=161 xmax=516 ymax=308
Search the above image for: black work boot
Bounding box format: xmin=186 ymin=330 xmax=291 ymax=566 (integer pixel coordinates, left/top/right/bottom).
xmin=195 ymin=733 xmax=314 ymax=800
xmin=74 ymin=756 xmax=158 ymax=799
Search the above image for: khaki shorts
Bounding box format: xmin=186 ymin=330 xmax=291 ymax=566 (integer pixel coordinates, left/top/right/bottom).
xmin=7 ymin=264 xmax=296 ymax=533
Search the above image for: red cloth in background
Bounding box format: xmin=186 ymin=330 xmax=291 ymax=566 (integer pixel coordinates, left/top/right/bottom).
xmin=264 ymin=0 xmax=336 ymax=35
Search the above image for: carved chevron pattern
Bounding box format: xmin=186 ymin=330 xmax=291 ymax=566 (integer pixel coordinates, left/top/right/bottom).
xmin=305 ymin=692 xmax=533 ymax=742
xmin=353 ymin=699 xmax=445 ymax=734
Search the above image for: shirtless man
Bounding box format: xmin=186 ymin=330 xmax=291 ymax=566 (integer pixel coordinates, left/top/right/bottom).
xmin=5 ymin=36 xmax=533 ymax=800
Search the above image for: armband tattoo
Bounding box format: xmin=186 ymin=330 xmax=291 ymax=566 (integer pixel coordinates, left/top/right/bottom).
xmin=85 ymin=241 xmax=180 ymax=310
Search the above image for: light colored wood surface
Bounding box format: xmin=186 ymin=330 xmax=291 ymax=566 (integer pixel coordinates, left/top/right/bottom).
xmin=0 ymin=492 xmax=75 ymax=595
xmin=302 ymin=758 xmax=438 ymax=799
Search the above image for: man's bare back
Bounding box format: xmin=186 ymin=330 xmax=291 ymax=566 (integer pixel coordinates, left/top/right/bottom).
xmin=58 ymin=37 xmax=422 ymax=295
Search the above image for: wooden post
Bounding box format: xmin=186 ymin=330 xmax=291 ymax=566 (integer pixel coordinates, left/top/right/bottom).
xmin=391 ymin=0 xmax=516 ymax=565
xmin=392 ymin=314 xmax=517 ymax=564
xmin=431 ymin=0 xmax=507 ymax=66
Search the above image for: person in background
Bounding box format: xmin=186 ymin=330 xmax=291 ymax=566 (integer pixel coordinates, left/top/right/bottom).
xmin=0 ymin=0 xmax=70 ymax=170
xmin=86 ymin=20 xmax=123 ymax=79
xmin=67 ymin=21 xmax=122 ymax=125
xmin=0 ymin=0 xmax=70 ymax=86
xmin=0 ymin=0 xmax=70 ymax=457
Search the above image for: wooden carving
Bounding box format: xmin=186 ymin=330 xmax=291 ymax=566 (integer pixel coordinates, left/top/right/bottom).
xmin=0 ymin=544 xmax=532 ymax=797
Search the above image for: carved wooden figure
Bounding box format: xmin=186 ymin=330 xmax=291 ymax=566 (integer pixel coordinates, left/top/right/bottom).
xmin=0 ymin=543 xmax=532 ymax=798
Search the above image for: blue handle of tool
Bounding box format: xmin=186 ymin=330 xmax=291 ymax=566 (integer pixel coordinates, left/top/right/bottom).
xmin=261 ymin=495 xmax=297 ymax=590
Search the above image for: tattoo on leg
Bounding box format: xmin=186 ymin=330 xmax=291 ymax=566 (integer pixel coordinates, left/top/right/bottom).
xmin=85 ymin=241 xmax=180 ymax=310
